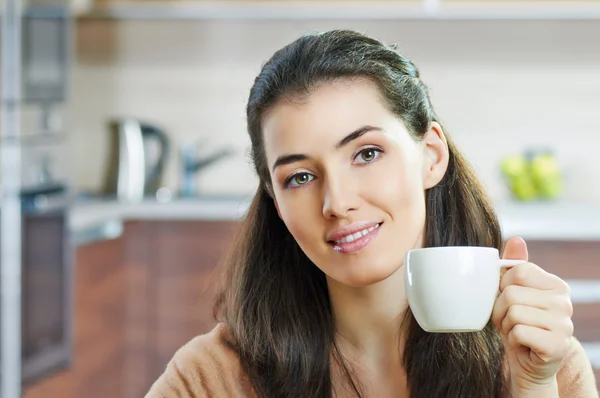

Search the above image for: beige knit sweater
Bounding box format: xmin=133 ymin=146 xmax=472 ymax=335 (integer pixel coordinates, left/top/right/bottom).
xmin=145 ymin=323 xmax=598 ymax=397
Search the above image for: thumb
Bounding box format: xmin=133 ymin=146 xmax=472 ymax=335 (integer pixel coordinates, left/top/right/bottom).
xmin=502 ymin=236 xmax=529 ymax=262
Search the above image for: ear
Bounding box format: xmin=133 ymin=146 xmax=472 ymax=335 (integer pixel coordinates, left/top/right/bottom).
xmin=422 ymin=122 xmax=450 ymax=190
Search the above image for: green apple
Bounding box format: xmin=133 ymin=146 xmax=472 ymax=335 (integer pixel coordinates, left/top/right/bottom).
xmin=501 ymin=154 xmax=528 ymax=177
xmin=530 ymin=153 xmax=563 ymax=199
xmin=501 ymin=154 xmax=538 ymax=201
xmin=512 ymin=175 xmax=538 ymax=201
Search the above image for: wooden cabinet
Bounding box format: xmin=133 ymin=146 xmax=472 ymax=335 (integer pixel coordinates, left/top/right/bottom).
xmin=23 ymin=222 xmax=600 ymax=396
xmin=153 ymin=222 xmax=238 ymax=372
xmin=527 ymin=241 xmax=600 ymax=387
xmin=527 ymin=241 xmax=600 ymax=340
xmin=24 ymin=236 xmax=127 ymax=398
xmin=24 ymin=220 xmax=240 ymax=398
xmin=122 ymin=221 xmax=239 ymax=396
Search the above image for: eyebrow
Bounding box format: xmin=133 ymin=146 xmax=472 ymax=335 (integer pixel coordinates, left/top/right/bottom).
xmin=271 ymin=125 xmax=383 ymax=172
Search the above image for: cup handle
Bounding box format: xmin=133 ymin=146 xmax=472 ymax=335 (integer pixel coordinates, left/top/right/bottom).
xmin=497 ymin=259 xmax=526 ymax=294
xmin=499 ymin=259 xmax=525 ymax=269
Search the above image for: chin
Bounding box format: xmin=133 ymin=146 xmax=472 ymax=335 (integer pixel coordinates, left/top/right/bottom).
xmin=329 ymin=260 xmax=402 ymax=288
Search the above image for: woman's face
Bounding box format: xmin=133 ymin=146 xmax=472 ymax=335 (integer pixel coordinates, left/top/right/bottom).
xmin=262 ymin=79 xmax=447 ymax=287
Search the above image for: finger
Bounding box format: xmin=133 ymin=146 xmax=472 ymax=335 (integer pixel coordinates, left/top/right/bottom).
xmin=500 ymin=262 xmax=562 ymax=292
xmin=491 ymin=286 xmax=571 ymax=329
xmin=507 ymin=324 xmax=572 ymax=365
xmin=502 ymin=236 xmax=529 ymax=262
xmin=500 ymin=304 xmax=572 ymax=337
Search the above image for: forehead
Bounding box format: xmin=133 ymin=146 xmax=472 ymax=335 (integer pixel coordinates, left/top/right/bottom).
xmin=262 ymin=79 xmax=393 ymax=157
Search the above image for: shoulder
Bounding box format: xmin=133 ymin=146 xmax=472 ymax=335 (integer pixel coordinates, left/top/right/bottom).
xmin=556 ymin=336 xmax=599 ymax=397
xmin=145 ymin=323 xmax=257 ymax=398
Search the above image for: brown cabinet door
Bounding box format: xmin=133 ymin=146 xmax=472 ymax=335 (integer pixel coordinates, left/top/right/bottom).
xmin=23 ymin=226 xmax=600 ymax=396
xmin=122 ymin=220 xmax=239 ymax=396
xmin=527 ymin=240 xmax=600 ymax=391
xmin=152 ymin=221 xmax=238 ymax=377
xmin=24 ymin=237 xmax=126 ymax=398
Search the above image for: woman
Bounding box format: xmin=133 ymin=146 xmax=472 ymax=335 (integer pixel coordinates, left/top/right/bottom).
xmin=146 ymin=30 xmax=597 ymax=397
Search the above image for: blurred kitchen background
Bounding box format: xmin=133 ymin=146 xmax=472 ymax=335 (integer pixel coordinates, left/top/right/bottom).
xmin=1 ymin=0 xmax=600 ymax=397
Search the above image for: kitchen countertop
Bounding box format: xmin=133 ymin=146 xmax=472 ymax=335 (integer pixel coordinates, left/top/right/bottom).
xmin=69 ymin=195 xmax=253 ymax=246
xmin=69 ymin=196 xmax=252 ymax=232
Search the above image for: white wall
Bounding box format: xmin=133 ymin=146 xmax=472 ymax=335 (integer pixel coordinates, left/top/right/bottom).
xmin=70 ymin=18 xmax=600 ymax=202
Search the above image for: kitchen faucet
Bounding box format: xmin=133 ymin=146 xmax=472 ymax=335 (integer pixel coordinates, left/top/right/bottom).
xmin=179 ymin=143 xmax=234 ymax=197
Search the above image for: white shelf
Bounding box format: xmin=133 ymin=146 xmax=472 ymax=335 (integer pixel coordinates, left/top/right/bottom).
xmin=80 ymin=0 xmax=424 ymax=20
xmin=566 ymin=280 xmax=600 ymax=305
xmin=497 ymin=202 xmax=600 ymax=242
xmin=436 ymin=1 xmax=600 ymax=20
xmin=78 ymin=1 xmax=600 ymax=20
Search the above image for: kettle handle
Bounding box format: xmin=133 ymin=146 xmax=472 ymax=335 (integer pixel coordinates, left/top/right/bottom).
xmin=141 ymin=124 xmax=170 ymax=190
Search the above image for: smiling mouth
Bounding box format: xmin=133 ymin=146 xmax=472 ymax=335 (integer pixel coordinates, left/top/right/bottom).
xmin=329 ymin=223 xmax=382 ymax=244
xmin=327 ymin=222 xmax=383 ymax=254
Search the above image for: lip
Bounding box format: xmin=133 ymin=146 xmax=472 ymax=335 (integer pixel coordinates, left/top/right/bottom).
xmin=327 ymin=222 xmax=382 ymax=254
xmin=326 ymin=221 xmax=382 ymax=242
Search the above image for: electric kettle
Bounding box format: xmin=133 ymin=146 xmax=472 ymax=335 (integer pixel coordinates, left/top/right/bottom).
xmin=102 ymin=118 xmax=170 ymax=202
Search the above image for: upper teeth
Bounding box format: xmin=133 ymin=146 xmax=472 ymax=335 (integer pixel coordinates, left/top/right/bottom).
xmin=334 ymin=224 xmax=379 ymax=244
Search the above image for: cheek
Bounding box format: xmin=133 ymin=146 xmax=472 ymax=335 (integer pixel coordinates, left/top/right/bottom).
xmin=369 ymin=163 xmax=424 ymax=207
xmin=366 ymin=160 xmax=427 ymax=246
xmin=277 ymin=201 xmax=317 ymax=248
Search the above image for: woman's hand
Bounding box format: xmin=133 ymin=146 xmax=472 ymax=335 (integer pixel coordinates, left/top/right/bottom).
xmin=491 ymin=237 xmax=574 ymax=397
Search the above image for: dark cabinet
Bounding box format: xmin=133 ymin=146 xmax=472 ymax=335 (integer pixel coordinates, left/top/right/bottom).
xmin=24 ymin=236 xmax=126 ymax=398
xmin=527 ymin=241 xmax=600 ymax=341
xmin=23 ymin=222 xmax=600 ymax=396
xmin=122 ymin=220 xmax=239 ymax=396
xmin=24 ymin=220 xmax=239 ymax=398
xmin=527 ymin=241 xmax=600 ymax=386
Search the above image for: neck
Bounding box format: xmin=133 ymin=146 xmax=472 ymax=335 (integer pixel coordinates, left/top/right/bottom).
xmin=327 ymin=265 xmax=408 ymax=365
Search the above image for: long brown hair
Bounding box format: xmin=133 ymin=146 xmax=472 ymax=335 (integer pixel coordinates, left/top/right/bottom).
xmin=214 ymin=29 xmax=508 ymax=397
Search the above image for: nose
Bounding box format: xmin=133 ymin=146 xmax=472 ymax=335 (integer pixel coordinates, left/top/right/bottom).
xmin=322 ymin=176 xmax=359 ymax=219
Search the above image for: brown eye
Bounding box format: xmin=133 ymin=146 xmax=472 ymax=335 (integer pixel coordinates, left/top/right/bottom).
xmin=355 ymin=147 xmax=382 ymax=164
xmin=285 ymin=172 xmax=314 ymax=188
xmin=294 ymin=174 xmax=309 ymax=184
xmin=361 ymin=149 xmax=376 ymax=162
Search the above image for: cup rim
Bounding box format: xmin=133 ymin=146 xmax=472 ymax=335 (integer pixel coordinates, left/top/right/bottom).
xmin=408 ymin=246 xmax=499 ymax=253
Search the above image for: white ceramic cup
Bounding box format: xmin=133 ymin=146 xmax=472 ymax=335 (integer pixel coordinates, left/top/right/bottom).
xmin=404 ymin=246 xmax=524 ymax=333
